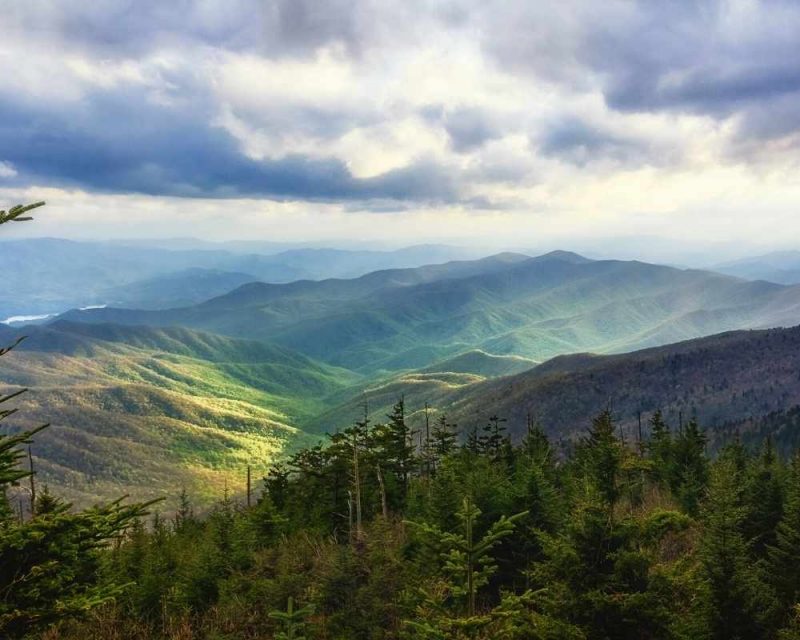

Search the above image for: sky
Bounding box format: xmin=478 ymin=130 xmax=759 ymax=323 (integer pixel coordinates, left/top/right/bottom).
xmin=2 ymin=0 xmax=800 ymax=256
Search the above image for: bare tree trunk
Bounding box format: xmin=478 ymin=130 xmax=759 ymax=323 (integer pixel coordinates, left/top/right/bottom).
xmin=424 ymin=402 xmax=431 ymax=477
xmin=466 ymin=497 xmax=475 ymax=617
xmin=246 ymin=465 xmax=251 ymax=508
xmin=353 ymin=429 xmax=362 ymax=539
xmin=28 ymin=445 xmax=36 ymax=517
xmin=376 ymin=463 xmax=388 ymax=519
xmin=347 ymin=490 xmax=354 ymax=545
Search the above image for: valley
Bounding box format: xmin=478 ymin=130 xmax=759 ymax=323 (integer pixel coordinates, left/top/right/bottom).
xmin=4 ymin=249 xmax=800 ymax=509
xmin=0 ymin=321 xmax=356 ymax=508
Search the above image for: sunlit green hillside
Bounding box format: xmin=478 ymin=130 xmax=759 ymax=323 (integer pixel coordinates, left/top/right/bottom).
xmin=0 ymin=321 xmax=358 ymax=509
xmin=65 ymin=252 xmax=800 ymax=374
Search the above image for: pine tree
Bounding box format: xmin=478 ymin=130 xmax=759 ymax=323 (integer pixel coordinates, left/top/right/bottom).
xmin=581 ymin=409 xmax=622 ymax=507
xmin=429 ymin=414 xmax=459 ymax=465
xmin=647 ymin=409 xmax=673 ymax=484
xmin=743 ymin=436 xmax=784 ymax=556
xmin=530 ymin=479 xmax=683 ymax=639
xmin=269 ymin=596 xmax=315 ymax=640
xmin=265 ymin=462 xmax=290 ymax=510
xmin=372 ymin=398 xmax=417 ymax=505
xmin=479 ymin=415 xmax=507 ymax=461
xmin=697 ymin=457 xmax=765 ymax=639
xmin=0 ymin=202 xmax=155 ymax=638
xmin=407 ymin=496 xmax=527 ymax=618
xmin=672 ymin=418 xmax=709 ymax=515
xmin=174 ymin=487 xmax=195 ymax=532
xmin=767 ymin=452 xmax=800 ymax=619
xmin=465 ymin=425 xmax=480 ymax=455
xmin=522 ymin=416 xmax=552 ymax=467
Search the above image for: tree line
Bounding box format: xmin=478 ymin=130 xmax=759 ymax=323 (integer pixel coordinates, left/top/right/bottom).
xmin=27 ymin=399 xmax=800 ymax=640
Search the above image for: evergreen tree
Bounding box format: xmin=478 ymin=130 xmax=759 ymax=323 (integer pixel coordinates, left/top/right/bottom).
xmin=647 ymin=409 xmax=673 ymax=484
xmin=429 ymin=414 xmax=459 ymax=467
xmin=696 ymin=457 xmax=766 ymax=639
xmin=672 ymin=419 xmax=709 ymax=515
xmin=767 ymin=452 xmax=800 ymax=620
xmin=0 ymin=202 xmax=154 ymax=638
xmin=269 ymin=596 xmax=315 ymax=640
xmin=530 ymin=481 xmax=683 ymax=639
xmin=372 ymin=398 xmax=417 ymax=506
xmin=522 ymin=417 xmax=552 ymax=467
xmin=478 ymin=415 xmax=508 ymax=461
xmin=580 ymin=409 xmax=622 ymax=507
xmin=465 ymin=425 xmax=480 ymax=455
xmin=743 ymin=436 xmax=784 ymax=556
xmin=407 ymin=496 xmax=527 ymax=618
xmin=265 ymin=462 xmax=291 ymax=510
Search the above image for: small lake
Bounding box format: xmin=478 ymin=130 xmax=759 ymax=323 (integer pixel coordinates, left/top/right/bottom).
xmin=1 ymin=304 xmax=107 ymax=326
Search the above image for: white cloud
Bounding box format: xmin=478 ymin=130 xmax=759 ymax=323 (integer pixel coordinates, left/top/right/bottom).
xmin=1 ymin=0 xmax=800 ymax=252
xmin=0 ymin=162 xmax=17 ymax=178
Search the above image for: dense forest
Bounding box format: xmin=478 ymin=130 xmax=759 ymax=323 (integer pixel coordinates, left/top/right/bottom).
xmin=9 ymin=396 xmax=800 ymax=639
xmin=5 ymin=203 xmax=800 ymax=640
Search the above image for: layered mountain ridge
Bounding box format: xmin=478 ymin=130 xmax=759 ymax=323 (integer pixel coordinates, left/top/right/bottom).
xmin=4 ymin=248 xmax=800 ymax=508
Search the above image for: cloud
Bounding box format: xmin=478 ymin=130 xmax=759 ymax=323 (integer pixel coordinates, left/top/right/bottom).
xmin=467 ymin=0 xmax=800 ymax=150
xmin=5 ymin=0 xmax=364 ymax=58
xmin=3 ymin=0 xmax=800 ymax=245
xmin=536 ymin=118 xmax=655 ymax=167
xmin=441 ymin=107 xmax=504 ymax=153
xmin=0 ymin=83 xmax=459 ymax=203
xmin=0 ymin=162 xmax=17 ymax=178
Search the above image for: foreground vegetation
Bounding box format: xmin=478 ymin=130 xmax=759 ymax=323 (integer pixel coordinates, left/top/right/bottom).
xmin=26 ymin=400 xmax=800 ymax=640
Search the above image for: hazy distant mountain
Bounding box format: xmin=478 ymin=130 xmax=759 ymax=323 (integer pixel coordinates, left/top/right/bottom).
xmin=63 ymin=251 xmax=800 ymax=374
xmin=102 ymin=268 xmax=260 ymax=309
xmin=0 ymin=238 xmax=479 ymax=319
xmin=712 ymin=250 xmax=800 ymax=284
xmin=0 ymin=321 xmax=356 ymax=508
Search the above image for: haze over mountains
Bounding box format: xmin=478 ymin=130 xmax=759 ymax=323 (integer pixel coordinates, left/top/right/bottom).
xmin=63 ymin=250 xmax=800 ymax=373
xmin=0 ymin=238 xmax=481 ymax=320
xmin=4 ymin=245 xmax=800 ymax=507
xmin=712 ymin=251 xmax=800 ymax=285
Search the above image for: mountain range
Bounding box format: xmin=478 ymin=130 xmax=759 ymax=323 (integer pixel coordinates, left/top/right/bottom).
xmin=712 ymin=250 xmax=800 ymax=284
xmin=4 ymin=248 xmax=800 ymax=508
xmin=63 ymin=250 xmax=800 ymax=374
xmin=0 ymin=238 xmax=479 ymax=320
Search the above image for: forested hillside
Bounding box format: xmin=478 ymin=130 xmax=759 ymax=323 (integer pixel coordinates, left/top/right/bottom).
xmin=310 ymin=324 xmax=800 ymax=443
xmin=63 ymin=251 xmax=800 ymax=374
xmin=8 ymin=312 xmax=800 ymax=509
xmin=36 ymin=401 xmax=800 ymax=640
xmin=0 ymin=321 xmax=355 ymax=508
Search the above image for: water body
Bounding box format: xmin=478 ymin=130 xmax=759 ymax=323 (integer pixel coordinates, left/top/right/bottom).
xmin=1 ymin=304 xmax=107 ymax=326
xmin=1 ymin=313 xmax=56 ymax=325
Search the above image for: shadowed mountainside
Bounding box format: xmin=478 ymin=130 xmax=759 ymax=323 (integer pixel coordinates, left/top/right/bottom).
xmin=439 ymin=324 xmax=800 ymax=440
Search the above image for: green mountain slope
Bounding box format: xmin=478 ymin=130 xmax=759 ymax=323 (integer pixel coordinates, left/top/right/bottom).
xmin=0 ymin=322 xmax=357 ymax=508
xmin=102 ymin=268 xmax=260 ymax=309
xmin=64 ymin=252 xmax=800 ymax=374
